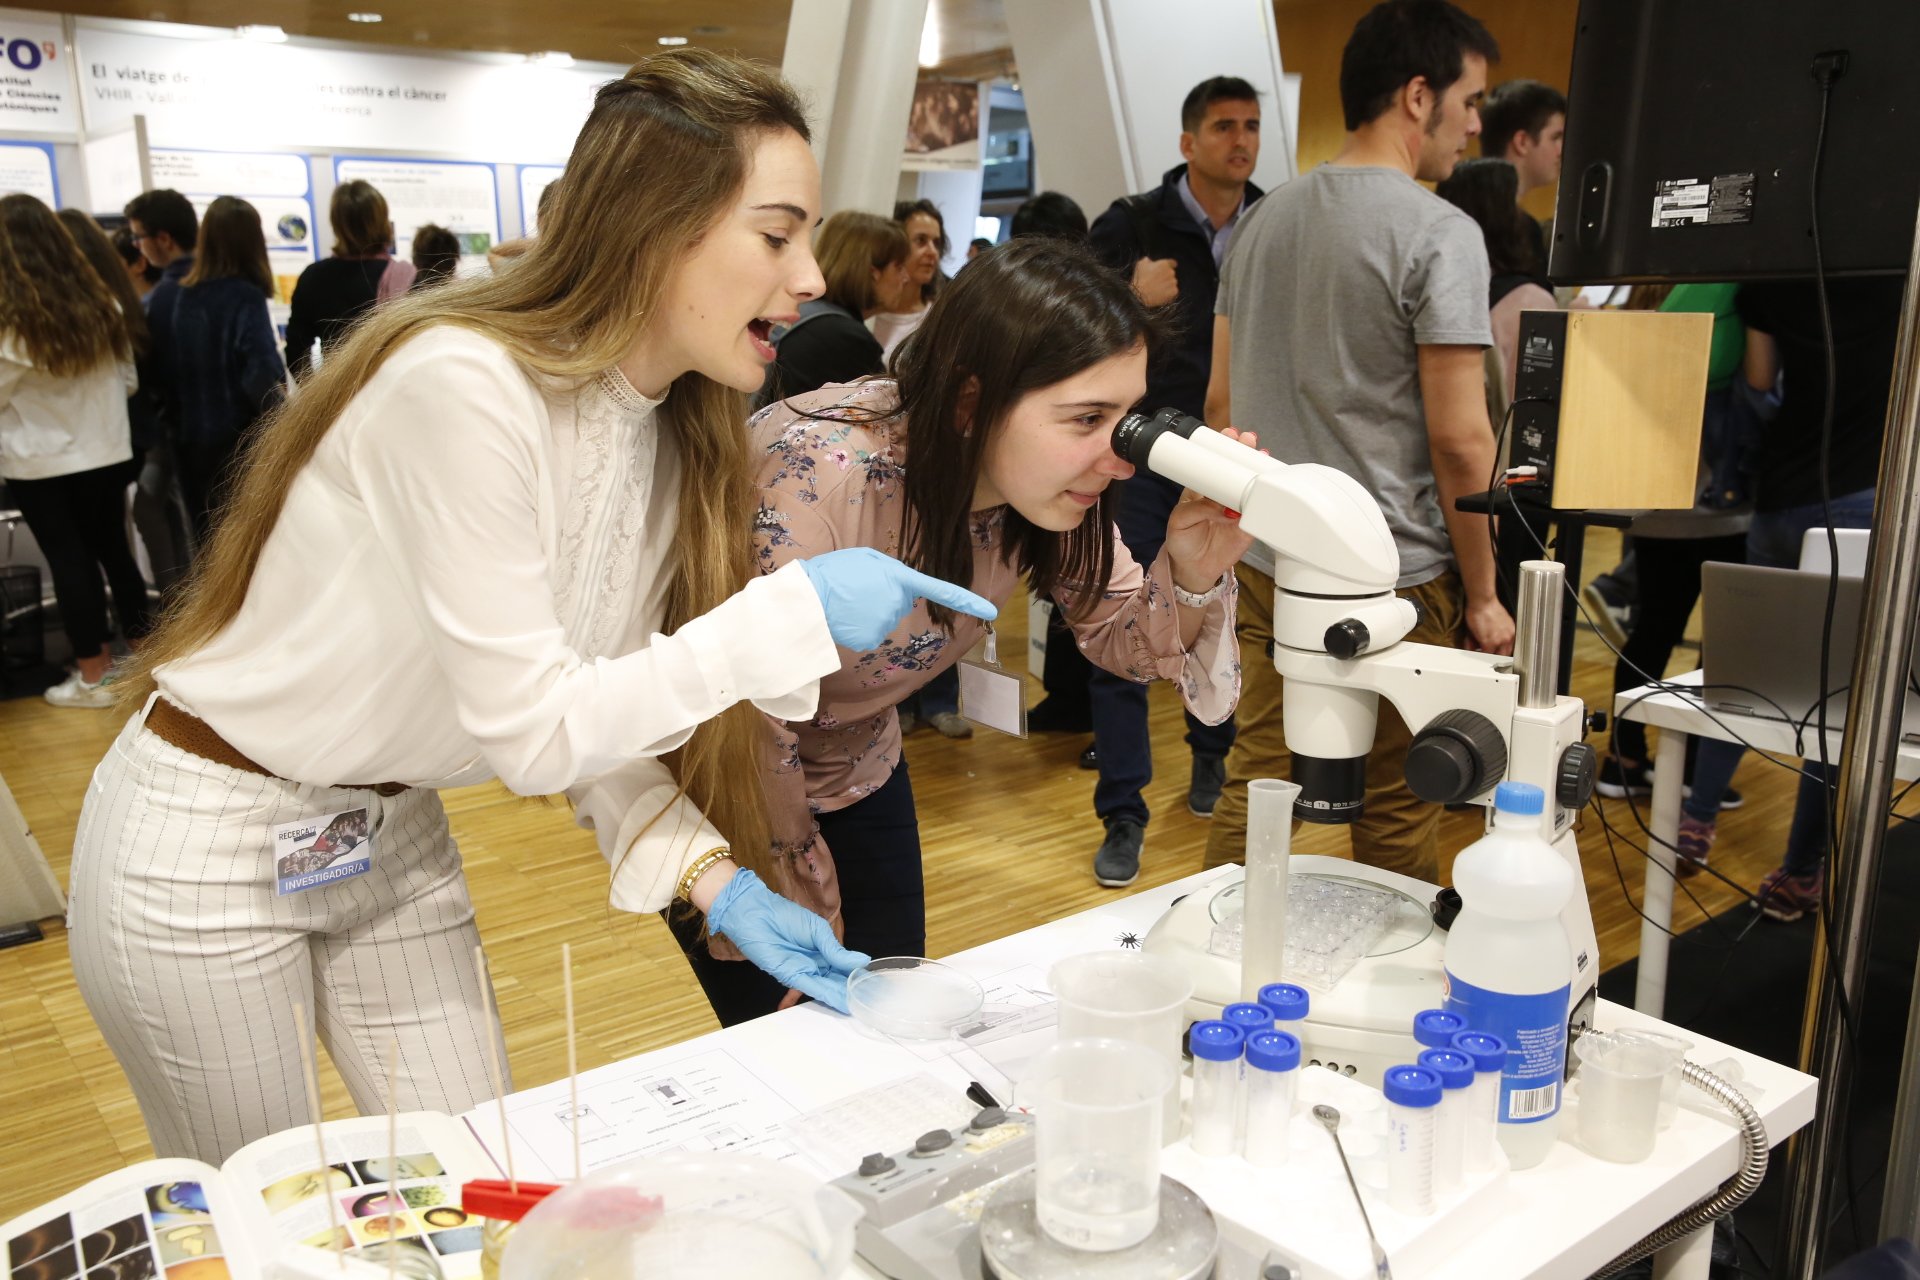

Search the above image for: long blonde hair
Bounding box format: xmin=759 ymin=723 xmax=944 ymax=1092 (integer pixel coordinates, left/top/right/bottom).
xmin=122 ymin=48 xmax=810 ymax=878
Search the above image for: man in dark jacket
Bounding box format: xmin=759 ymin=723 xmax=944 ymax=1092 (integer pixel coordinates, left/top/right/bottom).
xmin=1082 ymin=75 xmax=1262 ymax=887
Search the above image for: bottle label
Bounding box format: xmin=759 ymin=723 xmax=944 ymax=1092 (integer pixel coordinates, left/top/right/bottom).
xmin=1444 ymin=971 xmax=1570 ymax=1125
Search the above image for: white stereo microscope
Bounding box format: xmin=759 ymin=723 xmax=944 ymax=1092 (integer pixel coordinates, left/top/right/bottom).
xmin=1112 ymin=410 xmax=1600 ymax=1081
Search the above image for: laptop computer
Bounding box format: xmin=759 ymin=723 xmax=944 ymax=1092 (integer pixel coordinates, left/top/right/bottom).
xmin=1700 ymin=562 xmax=1920 ymax=737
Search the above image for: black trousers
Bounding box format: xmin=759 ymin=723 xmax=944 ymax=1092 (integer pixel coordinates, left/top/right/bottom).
xmin=9 ymin=463 xmax=153 ymax=656
xmin=1610 ymin=531 xmax=1748 ymax=762
xmin=668 ymin=758 xmax=927 ymax=1027
xmin=175 ymin=433 xmax=248 ymax=543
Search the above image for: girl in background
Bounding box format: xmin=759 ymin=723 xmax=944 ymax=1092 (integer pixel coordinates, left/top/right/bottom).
xmin=163 ymin=196 xmax=287 ymax=535
xmin=0 ymin=195 xmax=149 ymax=707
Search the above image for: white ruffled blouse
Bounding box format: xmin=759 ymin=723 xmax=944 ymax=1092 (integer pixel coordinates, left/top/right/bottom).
xmin=157 ymin=326 xmax=839 ymax=912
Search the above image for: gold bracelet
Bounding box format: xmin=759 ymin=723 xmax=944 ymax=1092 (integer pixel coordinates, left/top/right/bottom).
xmin=675 ymin=846 xmax=733 ymax=905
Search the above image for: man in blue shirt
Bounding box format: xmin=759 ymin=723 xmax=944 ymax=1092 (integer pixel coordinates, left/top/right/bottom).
xmin=1082 ymin=76 xmax=1262 ymax=886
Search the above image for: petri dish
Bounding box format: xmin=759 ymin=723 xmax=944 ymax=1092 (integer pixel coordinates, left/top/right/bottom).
xmin=847 ymin=956 xmax=985 ymax=1040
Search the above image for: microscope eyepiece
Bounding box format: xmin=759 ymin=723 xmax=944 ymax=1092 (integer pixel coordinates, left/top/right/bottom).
xmin=1111 ymin=407 xmax=1205 ymax=467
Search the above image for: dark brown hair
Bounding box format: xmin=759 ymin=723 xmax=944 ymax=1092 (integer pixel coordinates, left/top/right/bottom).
xmin=123 ymin=188 xmax=198 ymax=251
xmin=0 ymin=194 xmax=129 ymax=376
xmin=185 ymin=196 xmax=275 ymax=296
xmin=893 ymin=197 xmax=949 ymax=303
xmin=855 ymin=237 xmax=1165 ymax=626
xmin=330 ymin=179 xmax=392 ymax=257
xmin=1341 ymin=0 xmax=1500 ymax=131
xmin=410 ymin=223 xmax=462 ymax=287
xmin=58 ymin=207 xmax=150 ymax=359
xmin=1434 ymin=158 xmax=1538 ymax=276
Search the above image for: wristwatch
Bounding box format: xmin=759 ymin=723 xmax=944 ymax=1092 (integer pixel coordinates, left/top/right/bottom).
xmin=1173 ymin=575 xmax=1228 ymax=608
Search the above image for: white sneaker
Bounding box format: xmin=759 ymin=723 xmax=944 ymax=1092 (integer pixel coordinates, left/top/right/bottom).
xmin=44 ymin=670 xmax=115 ymax=709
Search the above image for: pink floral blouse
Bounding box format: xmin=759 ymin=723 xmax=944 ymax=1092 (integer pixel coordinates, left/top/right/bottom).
xmin=749 ymin=380 xmax=1241 ymax=857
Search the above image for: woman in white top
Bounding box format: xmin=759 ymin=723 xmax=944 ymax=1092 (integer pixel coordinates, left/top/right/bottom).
xmin=867 ymin=199 xmax=949 ymax=360
xmin=0 ymin=194 xmax=150 ymax=708
xmin=70 ymin=49 xmax=992 ymax=1164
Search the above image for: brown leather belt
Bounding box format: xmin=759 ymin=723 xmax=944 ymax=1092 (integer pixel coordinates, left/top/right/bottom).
xmin=146 ymin=699 xmax=409 ymax=797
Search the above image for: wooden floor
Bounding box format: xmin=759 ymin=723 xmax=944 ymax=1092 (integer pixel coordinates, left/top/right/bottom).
xmin=0 ymin=528 xmax=1863 ymax=1221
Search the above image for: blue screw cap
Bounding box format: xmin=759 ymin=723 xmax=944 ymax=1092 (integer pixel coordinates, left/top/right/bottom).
xmin=1188 ymin=1020 xmax=1246 ymax=1062
xmin=1245 ymin=1030 xmax=1301 ymax=1073
xmin=1222 ymin=1002 xmax=1275 ymax=1034
xmin=1413 ymin=1008 xmax=1467 ymax=1048
xmin=1383 ymin=1064 xmax=1444 ymax=1108
xmin=1416 ymin=1048 xmax=1475 ymax=1090
xmin=1451 ymin=1031 xmax=1508 ymax=1073
xmin=1257 ymin=982 xmax=1311 ymax=1022
xmin=1494 ymin=780 xmax=1546 ymax=816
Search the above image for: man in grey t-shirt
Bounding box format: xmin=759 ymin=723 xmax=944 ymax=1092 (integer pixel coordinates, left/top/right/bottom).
xmin=1203 ymin=0 xmax=1511 ymax=884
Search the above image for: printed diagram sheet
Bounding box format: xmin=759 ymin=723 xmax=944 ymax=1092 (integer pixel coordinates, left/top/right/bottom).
xmin=471 ymin=1049 xmax=817 ymax=1181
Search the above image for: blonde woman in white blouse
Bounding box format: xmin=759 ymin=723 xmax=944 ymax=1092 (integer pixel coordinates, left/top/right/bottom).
xmin=69 ymin=50 xmax=991 ymax=1163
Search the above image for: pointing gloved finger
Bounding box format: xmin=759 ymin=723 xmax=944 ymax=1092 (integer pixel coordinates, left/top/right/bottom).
xmin=825 ymin=945 xmax=873 ymax=977
xmin=789 ymin=968 xmax=856 ymax=1015
xmin=895 ymin=566 xmax=999 ymax=621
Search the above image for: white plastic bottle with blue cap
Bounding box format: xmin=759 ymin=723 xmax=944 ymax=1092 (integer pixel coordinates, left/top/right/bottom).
xmin=1441 ymin=780 xmax=1575 ymax=1169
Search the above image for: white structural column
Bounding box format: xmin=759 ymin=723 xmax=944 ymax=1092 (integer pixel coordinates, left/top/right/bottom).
xmin=1004 ymin=0 xmax=1296 ymax=216
xmin=782 ymin=0 xmax=929 ymax=218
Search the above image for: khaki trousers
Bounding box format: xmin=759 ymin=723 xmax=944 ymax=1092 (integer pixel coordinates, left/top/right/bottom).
xmin=1204 ymin=563 xmax=1466 ymax=884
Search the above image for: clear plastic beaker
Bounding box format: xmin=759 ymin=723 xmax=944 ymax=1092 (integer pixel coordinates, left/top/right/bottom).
xmin=1573 ymin=1032 xmax=1672 ymax=1163
xmin=1026 ymin=1037 xmax=1176 ymax=1253
xmin=1614 ymin=1028 xmax=1693 ymax=1130
xmin=499 ymin=1153 xmax=861 ymax=1279
xmin=1048 ymin=951 xmax=1192 ymax=1135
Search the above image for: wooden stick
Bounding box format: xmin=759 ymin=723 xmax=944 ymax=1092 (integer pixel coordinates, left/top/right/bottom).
xmin=475 ymin=943 xmax=517 ymax=1191
xmin=292 ymin=1001 xmax=345 ymax=1272
xmin=386 ymin=1031 xmax=399 ymax=1280
xmin=563 ymin=942 xmax=580 ymax=1182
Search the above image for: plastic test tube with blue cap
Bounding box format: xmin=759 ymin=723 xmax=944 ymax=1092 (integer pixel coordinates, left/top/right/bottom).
xmin=1413 ymin=1008 xmax=1467 ymax=1051
xmin=1242 ymin=1030 xmax=1301 ymax=1167
xmin=1383 ymin=1064 xmax=1442 ymax=1216
xmin=1258 ymin=983 xmax=1309 ymax=1027
xmin=1188 ymin=1021 xmax=1245 ymax=1157
xmin=1452 ymin=1030 xmax=1508 ymax=1172
xmin=1416 ymin=1048 xmax=1476 ymax=1197
xmin=1221 ymin=1002 xmax=1275 ymax=1036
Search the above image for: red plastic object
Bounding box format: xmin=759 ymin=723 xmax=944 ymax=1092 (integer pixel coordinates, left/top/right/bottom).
xmin=461 ymin=1179 xmax=563 ymax=1222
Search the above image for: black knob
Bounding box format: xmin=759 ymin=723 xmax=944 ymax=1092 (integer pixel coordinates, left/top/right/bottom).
xmin=911 ymin=1129 xmax=954 ymax=1156
xmin=858 ymin=1152 xmax=895 ymax=1177
xmin=1324 ymin=619 xmax=1371 ymax=659
xmin=969 ymin=1106 xmax=1007 ymax=1131
xmin=1588 ymin=709 xmax=1609 ymax=735
xmin=1404 ymin=709 xmax=1508 ymax=804
xmin=1558 ymin=742 xmax=1598 ymax=809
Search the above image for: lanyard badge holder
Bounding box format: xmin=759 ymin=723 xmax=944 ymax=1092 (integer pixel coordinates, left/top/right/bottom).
xmin=957 ymin=625 xmax=1028 ymax=738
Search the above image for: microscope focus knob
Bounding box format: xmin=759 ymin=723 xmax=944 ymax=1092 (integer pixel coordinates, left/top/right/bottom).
xmin=1557 ymin=742 xmax=1598 ymax=809
xmin=1404 ymin=709 xmax=1508 ymax=805
xmin=1323 ymin=619 xmax=1371 ymax=659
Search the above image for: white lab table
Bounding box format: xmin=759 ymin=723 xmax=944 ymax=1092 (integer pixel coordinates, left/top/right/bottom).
xmin=467 ymin=865 xmax=1815 ymax=1279
xmin=1613 ymin=669 xmax=1920 ymax=1016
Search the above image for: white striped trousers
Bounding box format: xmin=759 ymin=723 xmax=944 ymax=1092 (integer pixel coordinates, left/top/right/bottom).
xmin=68 ymin=713 xmax=511 ymax=1163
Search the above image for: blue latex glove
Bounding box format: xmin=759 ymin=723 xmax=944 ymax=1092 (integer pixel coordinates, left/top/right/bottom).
xmin=800 ymin=547 xmax=999 ymax=650
xmin=705 ymin=868 xmax=871 ymax=1014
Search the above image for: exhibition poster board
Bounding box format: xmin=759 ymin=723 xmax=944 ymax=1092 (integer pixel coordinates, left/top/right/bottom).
xmin=903 ymin=80 xmax=983 ymax=172
xmin=76 ymin=20 xmax=607 ymax=162
xmin=518 ymin=164 xmax=563 ymax=237
xmin=0 ymin=12 xmax=77 ymax=134
xmin=149 ymin=148 xmax=316 ymax=308
xmin=334 ymin=154 xmax=500 ymax=271
xmin=0 ymin=138 xmax=56 ymax=203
